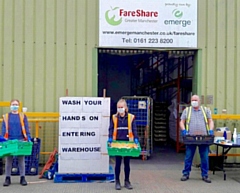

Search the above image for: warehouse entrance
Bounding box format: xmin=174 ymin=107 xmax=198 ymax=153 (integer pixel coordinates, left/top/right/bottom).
xmin=98 ymin=48 xmax=197 ymax=152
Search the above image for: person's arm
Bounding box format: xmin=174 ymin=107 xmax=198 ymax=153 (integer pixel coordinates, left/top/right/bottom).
xmin=179 ymin=119 xmax=186 ymax=131
xmin=131 ymin=117 xmax=138 ymax=140
xmin=208 ymin=118 xmax=214 ymax=131
xmin=24 ymin=115 xmax=31 ymax=139
xmin=108 ymin=117 xmax=114 ymax=139
xmin=206 ymin=108 xmax=214 ymax=131
xmin=2 ymin=117 xmax=6 ymax=137
xmin=179 ymin=109 xmax=187 ymax=131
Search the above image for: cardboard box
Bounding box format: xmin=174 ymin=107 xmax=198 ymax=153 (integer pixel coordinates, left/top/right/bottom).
xmin=214 ymin=131 xmax=232 ymax=141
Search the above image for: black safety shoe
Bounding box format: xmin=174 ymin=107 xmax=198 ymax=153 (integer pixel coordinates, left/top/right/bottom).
xmin=3 ymin=176 xmax=11 ymax=186
xmin=180 ymin=175 xmax=189 ymax=181
xmin=202 ymin=176 xmax=211 ymax=183
xmin=124 ymin=181 xmax=133 ymax=189
xmin=20 ymin=176 xmax=27 ymax=186
xmin=115 ymin=180 xmax=121 ymax=190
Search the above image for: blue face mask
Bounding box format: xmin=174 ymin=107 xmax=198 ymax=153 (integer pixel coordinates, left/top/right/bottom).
xmin=10 ymin=105 xmax=19 ymax=111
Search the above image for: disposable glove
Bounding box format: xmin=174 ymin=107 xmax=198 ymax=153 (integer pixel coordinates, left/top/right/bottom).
xmin=134 ymin=138 xmax=139 ymax=144
xmin=209 ymin=130 xmax=214 ymax=136
xmin=0 ymin=136 xmax=7 ymax=142
xmin=28 ymin=136 xmax=32 ymax=142
xmin=181 ymin=130 xmax=187 ymax=136
xmin=108 ymin=137 xmax=113 ymax=143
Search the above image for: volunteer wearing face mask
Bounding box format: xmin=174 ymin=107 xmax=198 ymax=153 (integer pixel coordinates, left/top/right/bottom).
xmin=2 ymin=99 xmax=31 ymax=187
xmin=108 ymin=99 xmax=138 ymax=190
xmin=179 ymin=95 xmax=214 ymax=183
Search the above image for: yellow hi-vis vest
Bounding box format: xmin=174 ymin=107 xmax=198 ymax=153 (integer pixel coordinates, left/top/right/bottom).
xmin=185 ymin=106 xmax=210 ymax=133
xmin=2 ymin=113 xmax=27 ymax=140
xmin=112 ymin=113 xmax=135 ymax=141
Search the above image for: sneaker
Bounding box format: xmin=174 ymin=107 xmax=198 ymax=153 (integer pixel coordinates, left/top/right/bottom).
xmin=3 ymin=177 xmax=11 ymax=187
xmin=115 ymin=181 xmax=121 ymax=190
xmin=180 ymin=175 xmax=189 ymax=181
xmin=202 ymin=176 xmax=211 ymax=183
xmin=124 ymin=181 xmax=133 ymax=189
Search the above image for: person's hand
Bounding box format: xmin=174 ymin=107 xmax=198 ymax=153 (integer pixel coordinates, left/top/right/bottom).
xmin=0 ymin=136 xmax=7 ymax=142
xmin=108 ymin=137 xmax=112 ymax=143
xmin=28 ymin=136 xmax=32 ymax=142
xmin=181 ymin=130 xmax=187 ymax=136
xmin=209 ymin=130 xmax=214 ymax=136
xmin=134 ymin=138 xmax=139 ymax=144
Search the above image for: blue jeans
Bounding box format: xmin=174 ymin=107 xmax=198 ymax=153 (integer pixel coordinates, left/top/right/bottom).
xmin=182 ymin=144 xmax=209 ymax=177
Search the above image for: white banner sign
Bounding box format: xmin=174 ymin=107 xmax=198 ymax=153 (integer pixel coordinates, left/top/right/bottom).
xmin=99 ymin=0 xmax=197 ymax=48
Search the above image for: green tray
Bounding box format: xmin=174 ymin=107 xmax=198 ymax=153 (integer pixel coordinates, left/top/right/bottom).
xmin=0 ymin=140 xmax=18 ymax=158
xmin=11 ymin=141 xmax=33 ymax=156
xmin=107 ymin=141 xmax=141 ymax=157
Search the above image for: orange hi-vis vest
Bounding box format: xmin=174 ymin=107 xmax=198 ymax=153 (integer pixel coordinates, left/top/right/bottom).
xmin=112 ymin=113 xmax=135 ymax=141
xmin=2 ymin=113 xmax=27 ymax=140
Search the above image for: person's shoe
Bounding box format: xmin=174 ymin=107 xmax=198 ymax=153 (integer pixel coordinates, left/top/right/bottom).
xmin=115 ymin=180 xmax=121 ymax=190
xmin=180 ymin=175 xmax=189 ymax=181
xmin=3 ymin=176 xmax=11 ymax=186
xmin=124 ymin=181 xmax=133 ymax=189
xmin=202 ymin=176 xmax=211 ymax=183
xmin=20 ymin=176 xmax=27 ymax=186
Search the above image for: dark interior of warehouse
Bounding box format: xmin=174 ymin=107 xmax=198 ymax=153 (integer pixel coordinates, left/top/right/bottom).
xmin=98 ymin=48 xmax=196 ymax=157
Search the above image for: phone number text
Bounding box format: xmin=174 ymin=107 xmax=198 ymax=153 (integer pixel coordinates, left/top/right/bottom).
xmin=122 ymin=38 xmax=173 ymax=44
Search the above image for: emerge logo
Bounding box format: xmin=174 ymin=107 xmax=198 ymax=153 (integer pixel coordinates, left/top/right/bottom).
xmin=105 ymin=6 xmax=122 ymax=26
xmin=172 ymin=9 xmax=183 ymax=19
xmin=164 ymin=9 xmax=190 ymax=27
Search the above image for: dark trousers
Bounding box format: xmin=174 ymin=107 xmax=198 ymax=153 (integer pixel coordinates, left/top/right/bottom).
xmin=115 ymin=156 xmax=131 ymax=182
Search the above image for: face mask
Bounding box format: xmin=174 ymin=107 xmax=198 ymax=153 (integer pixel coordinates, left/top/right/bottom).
xmin=117 ymin=108 xmax=125 ymax=114
xmin=191 ymin=101 xmax=198 ymax=107
xmin=10 ymin=105 xmax=19 ymax=111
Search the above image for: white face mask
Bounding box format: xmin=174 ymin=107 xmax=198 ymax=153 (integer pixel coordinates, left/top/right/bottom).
xmin=191 ymin=101 xmax=198 ymax=107
xmin=117 ymin=108 xmax=125 ymax=114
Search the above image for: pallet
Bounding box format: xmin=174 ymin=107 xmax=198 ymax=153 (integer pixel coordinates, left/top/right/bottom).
xmin=54 ymin=167 xmax=115 ymax=183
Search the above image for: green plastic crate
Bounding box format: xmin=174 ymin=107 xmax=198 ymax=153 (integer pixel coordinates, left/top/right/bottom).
xmin=11 ymin=141 xmax=33 ymax=156
xmin=0 ymin=140 xmax=18 ymax=158
xmin=107 ymin=141 xmax=141 ymax=157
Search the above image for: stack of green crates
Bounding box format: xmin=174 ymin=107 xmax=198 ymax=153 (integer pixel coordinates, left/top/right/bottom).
xmin=0 ymin=140 xmax=18 ymax=158
xmin=107 ymin=141 xmax=141 ymax=157
xmin=11 ymin=141 xmax=33 ymax=156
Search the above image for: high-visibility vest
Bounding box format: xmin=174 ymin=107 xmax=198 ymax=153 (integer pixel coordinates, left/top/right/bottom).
xmin=2 ymin=113 xmax=27 ymax=140
xmin=112 ymin=113 xmax=135 ymax=141
xmin=185 ymin=106 xmax=210 ymax=134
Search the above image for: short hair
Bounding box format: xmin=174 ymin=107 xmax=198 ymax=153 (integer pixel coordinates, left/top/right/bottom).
xmin=10 ymin=99 xmax=20 ymax=105
xmin=117 ymin=99 xmax=128 ymax=113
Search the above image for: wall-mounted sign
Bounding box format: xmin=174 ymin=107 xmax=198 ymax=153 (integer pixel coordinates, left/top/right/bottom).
xmin=99 ymin=0 xmax=197 ymax=48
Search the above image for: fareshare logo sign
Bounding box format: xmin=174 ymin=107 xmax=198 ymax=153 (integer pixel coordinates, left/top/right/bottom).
xmin=99 ymin=0 xmax=197 ymax=48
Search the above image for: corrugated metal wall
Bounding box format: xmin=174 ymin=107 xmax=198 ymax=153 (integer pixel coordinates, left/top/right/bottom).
xmin=1 ymin=0 xmax=239 ymax=114
xmin=198 ymin=0 xmax=240 ymax=114
xmin=0 ymin=0 xmax=98 ymax=113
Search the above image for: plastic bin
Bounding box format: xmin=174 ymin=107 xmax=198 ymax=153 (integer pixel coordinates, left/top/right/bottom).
xmin=107 ymin=141 xmax=141 ymax=157
xmin=11 ymin=138 xmax=41 ymax=175
xmin=183 ymin=135 xmax=214 ymax=145
xmin=11 ymin=141 xmax=33 ymax=156
xmin=0 ymin=140 xmax=18 ymax=158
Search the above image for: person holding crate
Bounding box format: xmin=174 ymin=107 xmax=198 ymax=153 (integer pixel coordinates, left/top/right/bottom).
xmin=1 ymin=99 xmax=31 ymax=187
xmin=108 ymin=99 xmax=139 ymax=190
xmin=179 ymin=95 xmax=214 ymax=183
